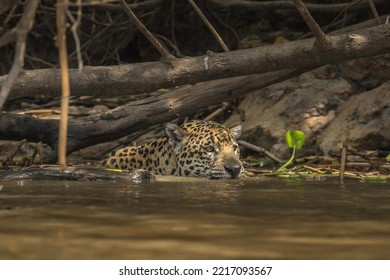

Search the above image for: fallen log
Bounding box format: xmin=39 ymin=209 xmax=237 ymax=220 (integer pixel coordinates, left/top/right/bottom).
xmin=0 ymin=69 xmax=298 ymax=162
xmin=1 ymin=24 xmax=389 ymax=100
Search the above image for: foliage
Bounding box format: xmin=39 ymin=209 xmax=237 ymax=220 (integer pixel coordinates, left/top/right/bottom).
xmin=277 ymin=130 xmax=305 ymax=171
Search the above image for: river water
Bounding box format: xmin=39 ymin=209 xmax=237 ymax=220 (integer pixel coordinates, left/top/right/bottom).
xmin=0 ymin=176 xmax=389 ymax=259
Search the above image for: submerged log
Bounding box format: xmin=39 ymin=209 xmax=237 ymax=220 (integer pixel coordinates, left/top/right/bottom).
xmin=0 ymin=166 xmax=155 ymax=183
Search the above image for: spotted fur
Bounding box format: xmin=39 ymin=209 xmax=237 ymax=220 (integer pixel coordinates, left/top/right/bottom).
xmin=102 ymin=120 xmax=244 ymax=179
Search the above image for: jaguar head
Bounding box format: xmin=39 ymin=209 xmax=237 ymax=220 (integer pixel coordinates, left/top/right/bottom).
xmin=165 ymin=120 xmax=244 ymax=179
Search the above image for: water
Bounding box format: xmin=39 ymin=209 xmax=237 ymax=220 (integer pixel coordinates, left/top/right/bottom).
xmin=0 ymin=177 xmax=389 ymax=259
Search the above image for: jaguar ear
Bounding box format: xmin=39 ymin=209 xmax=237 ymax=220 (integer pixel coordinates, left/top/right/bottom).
xmin=164 ymin=123 xmax=186 ymax=146
xmin=229 ymin=124 xmax=242 ymax=139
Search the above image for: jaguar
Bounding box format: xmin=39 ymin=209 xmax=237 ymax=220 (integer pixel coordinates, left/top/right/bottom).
xmin=102 ymin=120 xmax=244 ymax=179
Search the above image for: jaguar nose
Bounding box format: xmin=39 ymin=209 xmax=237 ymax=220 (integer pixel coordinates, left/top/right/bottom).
xmin=224 ymin=162 xmax=242 ymax=178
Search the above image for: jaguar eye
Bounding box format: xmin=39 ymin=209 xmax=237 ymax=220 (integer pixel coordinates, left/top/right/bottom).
xmin=204 ymin=145 xmax=215 ymax=153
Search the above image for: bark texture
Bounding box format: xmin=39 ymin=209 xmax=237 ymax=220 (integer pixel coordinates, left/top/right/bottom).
xmin=1 ymin=24 xmax=389 ymax=100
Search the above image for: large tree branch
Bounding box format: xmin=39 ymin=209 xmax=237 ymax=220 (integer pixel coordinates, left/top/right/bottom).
xmin=1 ymin=24 xmax=389 ymax=101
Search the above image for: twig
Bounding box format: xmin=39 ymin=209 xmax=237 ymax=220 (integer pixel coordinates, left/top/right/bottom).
xmin=119 ymin=0 xmax=174 ymax=60
xmin=238 ymin=140 xmax=283 ymax=164
xmin=2 ymin=139 xmax=26 ymax=166
xmin=37 ymin=141 xmax=43 ymax=164
xmin=65 ymin=0 xmax=83 ymax=70
xmin=303 ymin=164 xmax=324 ymax=174
xmin=170 ymin=0 xmax=178 ymax=50
xmin=203 ymin=102 xmax=228 ymax=121
xmin=186 ymin=0 xmax=229 ymax=52
xmin=2 ymin=2 xmax=19 ymax=26
xmin=207 ymin=4 xmax=242 ymax=49
xmin=324 ymin=0 xmax=367 ymax=34
xmin=83 ymin=0 xmax=163 ymax=11
xmin=0 ymin=0 xmax=18 ymax=16
xmin=67 ymin=23 xmax=113 ymax=62
xmin=368 ymin=0 xmax=381 ymax=25
xmin=292 ymin=0 xmax=332 ymax=48
xmin=346 ymin=146 xmax=373 ymax=160
xmin=339 ymin=144 xmax=347 ymax=183
xmin=0 ymin=0 xmax=40 ymax=110
xmin=209 ymin=0 xmax=388 ymax=14
xmin=56 ymin=0 xmax=71 ymax=168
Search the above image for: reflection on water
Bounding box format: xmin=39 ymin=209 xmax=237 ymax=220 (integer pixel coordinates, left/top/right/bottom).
xmin=0 ymin=176 xmax=390 ymax=259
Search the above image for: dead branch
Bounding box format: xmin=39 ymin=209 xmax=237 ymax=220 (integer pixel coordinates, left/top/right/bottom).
xmin=238 ymin=140 xmax=283 ymax=164
xmin=329 ymin=14 xmax=389 ymax=34
xmin=1 ymin=24 xmax=390 ymax=101
xmin=92 ymin=0 xmax=164 ymax=12
xmin=187 ymin=0 xmax=229 ymax=52
xmin=66 ymin=0 xmax=83 ymax=70
xmin=0 ymin=0 xmax=40 ymax=110
xmin=0 ymin=0 xmax=19 ymax=15
xmin=203 ymin=102 xmax=229 ymax=121
xmin=119 ymin=0 xmax=173 ymax=59
xmin=293 ymin=0 xmax=332 ymax=48
xmin=368 ymin=0 xmax=381 ymax=25
xmin=208 ymin=0 xmax=388 ymax=14
xmin=339 ymin=144 xmax=347 ymax=183
xmin=56 ymin=0 xmax=71 ymax=167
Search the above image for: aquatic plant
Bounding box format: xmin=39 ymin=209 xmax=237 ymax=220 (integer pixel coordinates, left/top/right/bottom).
xmin=277 ymin=130 xmax=305 ymax=171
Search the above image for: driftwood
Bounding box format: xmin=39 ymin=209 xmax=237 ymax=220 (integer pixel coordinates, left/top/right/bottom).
xmin=1 ymin=24 xmax=389 ymax=100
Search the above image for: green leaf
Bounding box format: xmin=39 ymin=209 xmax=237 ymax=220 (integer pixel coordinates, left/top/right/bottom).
xmin=277 ymin=130 xmax=306 ymax=172
xmin=386 ymin=153 xmax=390 ymax=162
xmin=285 ymin=130 xmax=293 ymax=148
xmin=285 ymin=130 xmax=305 ymax=149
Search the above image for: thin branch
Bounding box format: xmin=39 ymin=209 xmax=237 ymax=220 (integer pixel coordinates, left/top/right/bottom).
xmin=0 ymin=0 xmax=40 ymax=110
xmin=324 ymin=0 xmax=367 ymax=33
xmin=187 ymin=0 xmax=229 ymax=52
xmin=0 ymin=0 xmax=19 ymax=16
xmin=303 ymin=165 xmax=325 ymax=174
xmin=293 ymin=0 xmax=332 ymax=48
xmin=119 ymin=0 xmax=174 ymax=60
xmin=77 ymin=0 xmax=163 ymax=10
xmin=329 ymin=14 xmax=390 ymax=34
xmin=339 ymin=144 xmax=347 ymax=183
xmin=56 ymin=0 xmax=71 ymax=168
xmin=238 ymin=140 xmax=283 ymax=164
xmin=66 ymin=0 xmax=83 ymax=70
xmin=203 ymin=102 xmax=229 ymax=121
xmin=368 ymin=0 xmax=381 ymax=25
xmin=208 ymin=0 xmax=388 ymax=14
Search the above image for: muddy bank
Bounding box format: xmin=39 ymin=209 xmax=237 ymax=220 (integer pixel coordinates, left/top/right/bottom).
xmin=226 ymin=56 xmax=390 ymax=160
